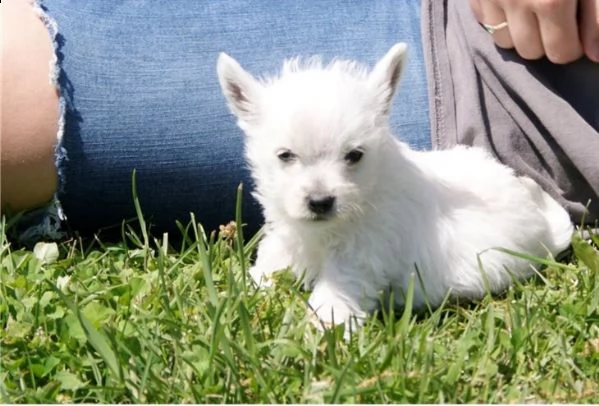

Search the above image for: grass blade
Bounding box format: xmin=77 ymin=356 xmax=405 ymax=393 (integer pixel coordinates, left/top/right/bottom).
xmin=50 ymin=282 xmax=122 ymax=382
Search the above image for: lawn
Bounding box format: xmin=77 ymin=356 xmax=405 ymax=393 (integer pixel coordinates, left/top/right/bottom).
xmin=1 ymin=191 xmax=598 ymax=403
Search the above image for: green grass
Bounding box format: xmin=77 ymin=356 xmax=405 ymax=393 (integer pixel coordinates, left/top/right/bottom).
xmin=1 ymin=196 xmax=598 ymax=403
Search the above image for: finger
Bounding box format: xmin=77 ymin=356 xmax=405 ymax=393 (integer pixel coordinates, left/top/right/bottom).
xmin=475 ymin=0 xmax=514 ymax=49
xmin=534 ymin=0 xmax=584 ymax=64
xmin=579 ymin=0 xmax=599 ymax=62
xmin=470 ymin=0 xmax=485 ymax=21
xmin=502 ymin=6 xmax=545 ymax=60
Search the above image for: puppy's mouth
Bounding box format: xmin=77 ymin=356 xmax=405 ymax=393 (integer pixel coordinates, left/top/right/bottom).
xmin=309 ymin=213 xmax=334 ymax=222
xmin=287 ymin=212 xmax=335 ymax=225
xmin=302 ymin=210 xmax=339 ymax=223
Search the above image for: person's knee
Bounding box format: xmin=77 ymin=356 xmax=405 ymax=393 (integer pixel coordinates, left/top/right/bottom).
xmin=1 ymin=0 xmax=59 ymax=213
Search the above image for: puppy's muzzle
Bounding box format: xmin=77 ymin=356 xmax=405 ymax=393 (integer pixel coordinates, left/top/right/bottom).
xmin=307 ymin=195 xmax=336 ymax=216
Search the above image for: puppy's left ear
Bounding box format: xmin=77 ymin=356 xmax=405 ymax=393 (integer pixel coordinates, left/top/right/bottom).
xmin=217 ymin=52 xmax=262 ymax=124
xmin=368 ymin=42 xmax=408 ymax=116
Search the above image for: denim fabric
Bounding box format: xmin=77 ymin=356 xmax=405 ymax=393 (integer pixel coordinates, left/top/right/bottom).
xmin=41 ymin=0 xmax=430 ymax=237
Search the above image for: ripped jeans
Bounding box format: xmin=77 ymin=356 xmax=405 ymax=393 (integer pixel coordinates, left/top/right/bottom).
xmin=23 ymin=0 xmax=430 ymax=242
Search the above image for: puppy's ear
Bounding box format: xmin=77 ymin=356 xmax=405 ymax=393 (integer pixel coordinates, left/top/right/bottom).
xmin=368 ymin=42 xmax=408 ymax=116
xmin=217 ymin=52 xmax=261 ymax=124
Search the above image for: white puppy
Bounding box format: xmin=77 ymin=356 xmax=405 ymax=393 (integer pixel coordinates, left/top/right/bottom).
xmin=216 ymin=43 xmax=573 ymax=330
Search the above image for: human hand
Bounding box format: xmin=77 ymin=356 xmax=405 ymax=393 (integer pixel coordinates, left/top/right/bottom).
xmin=470 ymin=0 xmax=599 ymax=63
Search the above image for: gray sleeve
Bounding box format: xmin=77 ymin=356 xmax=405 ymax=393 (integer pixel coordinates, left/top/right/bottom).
xmin=421 ymin=0 xmax=599 ymax=224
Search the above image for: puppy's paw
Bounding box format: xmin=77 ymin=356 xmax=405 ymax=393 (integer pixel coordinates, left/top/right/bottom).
xmin=308 ymin=288 xmax=365 ymax=338
xmin=249 ymin=265 xmax=274 ymax=288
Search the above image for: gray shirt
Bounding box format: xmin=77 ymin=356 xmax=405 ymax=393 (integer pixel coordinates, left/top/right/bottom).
xmin=422 ymin=0 xmax=599 ymax=223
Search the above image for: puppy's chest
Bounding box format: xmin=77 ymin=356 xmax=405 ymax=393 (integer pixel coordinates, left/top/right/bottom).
xmin=292 ymin=234 xmax=406 ymax=281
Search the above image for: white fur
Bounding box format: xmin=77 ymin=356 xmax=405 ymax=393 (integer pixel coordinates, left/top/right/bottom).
xmin=216 ymin=43 xmax=574 ymax=331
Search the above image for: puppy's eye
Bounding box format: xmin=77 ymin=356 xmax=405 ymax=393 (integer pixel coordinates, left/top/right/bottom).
xmin=277 ymin=149 xmax=296 ymax=163
xmin=344 ymin=149 xmax=364 ymax=165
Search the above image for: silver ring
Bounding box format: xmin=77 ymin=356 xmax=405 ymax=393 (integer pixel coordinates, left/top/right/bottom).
xmin=481 ymin=21 xmax=508 ymax=34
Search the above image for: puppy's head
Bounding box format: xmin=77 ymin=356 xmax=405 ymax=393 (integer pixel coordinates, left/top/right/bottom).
xmin=217 ymin=43 xmax=407 ymax=225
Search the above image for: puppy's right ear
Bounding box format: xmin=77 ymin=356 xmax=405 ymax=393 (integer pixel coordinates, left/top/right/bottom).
xmin=368 ymin=43 xmax=408 ymax=117
xmin=217 ymin=53 xmax=261 ymax=123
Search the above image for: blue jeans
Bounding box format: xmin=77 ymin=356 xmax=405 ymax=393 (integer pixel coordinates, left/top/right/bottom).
xmin=37 ymin=0 xmax=430 ymax=238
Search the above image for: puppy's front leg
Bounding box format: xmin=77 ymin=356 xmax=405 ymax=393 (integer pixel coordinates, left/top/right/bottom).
xmin=308 ymin=271 xmax=376 ymax=334
xmin=250 ymin=232 xmax=294 ymax=287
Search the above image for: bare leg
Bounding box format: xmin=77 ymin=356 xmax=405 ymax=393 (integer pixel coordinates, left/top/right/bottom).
xmin=1 ymin=0 xmax=59 ymax=213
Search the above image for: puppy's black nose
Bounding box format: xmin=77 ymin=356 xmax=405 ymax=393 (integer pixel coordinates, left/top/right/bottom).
xmin=308 ymin=195 xmax=336 ymax=215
